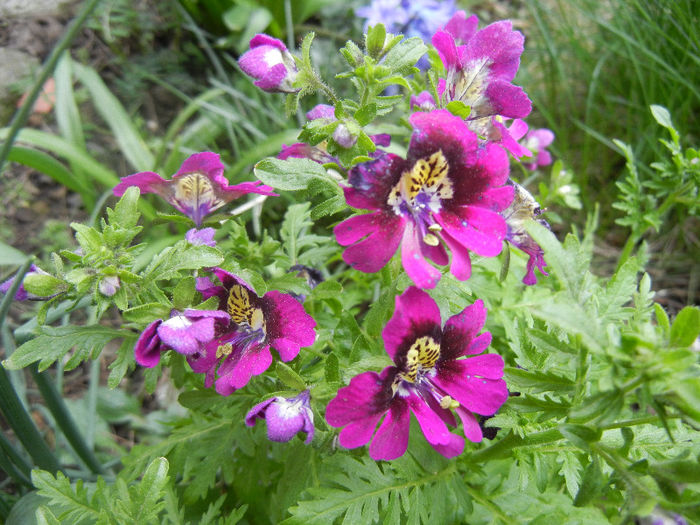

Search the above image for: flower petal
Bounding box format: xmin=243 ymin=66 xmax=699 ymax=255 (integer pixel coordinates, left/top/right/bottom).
xmin=113 ymin=171 xmax=167 ymax=197
xmin=382 ymin=287 xmax=442 ymax=363
xmin=400 ymin=221 xmax=442 ymax=289
xmin=341 ymin=215 xmax=405 ymax=273
xmin=134 ymin=319 xmax=164 ymax=367
xmin=454 ymin=406 xmax=483 ymax=443
xmin=441 ymin=299 xmax=488 ymax=359
xmin=369 ymin=398 xmax=410 ymax=461
xmin=264 ymin=290 xmax=317 ymax=352
xmin=434 ymin=357 xmax=507 ymax=415
xmin=436 ymin=207 xmax=506 ymax=257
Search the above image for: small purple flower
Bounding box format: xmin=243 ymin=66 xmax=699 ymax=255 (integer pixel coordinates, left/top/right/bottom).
xmin=410 ymin=90 xmax=438 ymax=111
xmin=1 ymin=264 xmax=49 ymax=301
xmin=238 ymin=34 xmax=299 ymax=93
xmin=134 ymin=309 xmax=231 ymax=368
xmin=334 ymin=109 xmax=513 ymax=289
xmin=503 ymin=181 xmax=549 ymax=285
xmin=98 ymin=276 xmax=120 ymax=297
xmin=113 ymin=152 xmax=276 ymax=226
xmin=432 ymin=17 xmax=532 ymax=146
xmin=246 ymin=390 xmax=314 ymax=443
xmin=185 ymin=227 xmax=217 ymax=247
xmin=326 ymin=287 xmax=507 ymax=460
xmin=520 ymin=128 xmax=555 ymax=171
xmin=194 ymin=269 xmax=317 ymax=395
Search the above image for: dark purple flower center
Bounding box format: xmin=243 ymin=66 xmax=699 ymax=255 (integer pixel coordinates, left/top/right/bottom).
xmin=387 ymin=150 xmax=453 ymax=245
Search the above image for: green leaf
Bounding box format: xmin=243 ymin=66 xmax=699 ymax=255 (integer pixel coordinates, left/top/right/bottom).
xmin=669 ymin=306 xmax=700 ymax=347
xmin=0 ymin=240 xmax=28 ymax=265
xmin=72 ymin=62 xmax=154 ymax=171
xmin=7 ymin=146 xmax=90 ymax=198
xmin=355 ymin=103 xmax=377 ymax=126
xmin=122 ymin=303 xmax=171 ymax=324
xmin=172 ymin=276 xmax=196 ymax=311
xmin=382 ymin=37 xmax=428 ymax=76
xmin=650 ymin=104 xmax=674 ymax=131
xmin=445 ymin=100 xmax=471 ymax=119
xmin=143 ymin=243 xmax=223 ymax=283
xmin=276 ymin=362 xmax=306 ymax=391
xmin=559 ymin=424 xmax=602 ymax=451
xmin=22 ymin=274 xmax=67 ymax=297
xmin=573 ymin=459 xmax=605 ymax=507
xmin=31 ymin=469 xmax=99 ymax=524
xmin=365 ymin=24 xmax=386 ymax=58
xmin=4 ymin=325 xmax=125 ymax=371
xmin=254 ymin=157 xmax=336 ymax=191
xmin=505 ymin=367 xmax=575 ymax=393
xmin=654 ymin=303 xmax=671 ymax=337
xmin=107 ymin=186 xmax=141 ymax=230
xmin=325 ymin=353 xmax=340 ymax=383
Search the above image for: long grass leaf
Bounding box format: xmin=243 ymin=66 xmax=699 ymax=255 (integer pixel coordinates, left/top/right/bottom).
xmin=72 ymin=62 xmax=155 ymax=171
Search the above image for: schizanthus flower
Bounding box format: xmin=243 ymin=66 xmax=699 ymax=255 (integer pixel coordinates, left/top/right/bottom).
xmin=334 ymin=109 xmax=513 ymax=288
xmin=192 ymin=269 xmax=316 ymax=395
xmin=520 ymin=128 xmax=555 ymax=171
xmin=134 ymin=309 xmax=231 ymax=368
xmin=431 ymin=13 xmax=532 ymax=146
xmin=246 ymin=390 xmax=315 ymax=444
xmin=326 ymin=287 xmax=507 ymax=460
xmin=503 ymin=181 xmax=549 ymax=285
xmin=185 ymin=227 xmax=217 ymax=247
xmin=238 ymin=34 xmax=299 ymax=93
xmin=113 ymin=152 xmax=276 ymax=226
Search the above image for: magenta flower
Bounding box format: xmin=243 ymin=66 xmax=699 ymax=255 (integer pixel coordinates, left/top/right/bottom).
xmin=520 ymin=128 xmax=555 ymax=171
xmin=432 ymin=17 xmax=532 ymax=148
xmin=246 ymin=390 xmax=315 ymax=444
xmin=326 ymin=287 xmax=507 ymax=460
xmin=134 ymin=309 xmax=231 ymax=368
xmin=113 ymin=152 xmax=276 ymax=226
xmin=503 ymin=181 xmax=549 ymax=285
xmin=193 ymin=269 xmax=317 ymax=395
xmin=238 ymin=34 xmax=299 ymax=93
xmin=334 ymin=109 xmax=513 ymax=288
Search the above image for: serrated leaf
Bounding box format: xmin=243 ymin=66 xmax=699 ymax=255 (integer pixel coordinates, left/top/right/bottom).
xmin=122 ymin=303 xmax=171 ymax=323
xmin=573 ymin=459 xmax=604 ymax=507
xmin=4 ymin=325 xmax=125 ymax=371
xmin=107 ymin=186 xmax=141 ymax=229
xmin=559 ymin=424 xmax=602 ymax=451
xmin=365 ymin=24 xmax=386 ymax=58
xmin=505 ymin=367 xmax=575 ymax=393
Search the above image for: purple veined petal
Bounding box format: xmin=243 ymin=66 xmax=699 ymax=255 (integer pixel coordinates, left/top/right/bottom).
xmin=406 ymin=392 xmax=460 ymax=448
xmin=113 ymin=171 xmax=167 ymax=197
xmin=440 ymin=229 xmax=472 ymax=281
xmin=382 ymin=287 xmax=442 ymax=363
xmin=157 ymin=316 xmax=215 ymax=355
xmin=216 ymin=344 xmax=274 ymax=395
xmin=421 ymin=235 xmax=449 ymax=266
xmin=263 ymin=290 xmax=317 ymax=351
xmin=440 ymin=299 xmax=488 ymax=359
xmin=134 ymin=320 xmax=164 ymax=368
xmin=340 ymin=215 xmax=405 ymax=273
xmin=485 ymin=80 xmax=532 ymax=119
xmin=174 ymin=151 xmax=224 ymax=180
xmin=434 ymin=358 xmax=508 ymax=415
xmin=370 ymin=133 xmax=391 ymax=147
xmin=444 ymin=11 xmax=479 ymax=44
xmin=436 ymin=207 xmax=506 ymax=257
xmin=185 ymin=227 xmax=217 ymax=247
xmin=368 ymin=397 xmax=411 ymax=461
xmin=400 ymin=221 xmax=442 ymax=289
xmin=454 ymin=405 xmax=483 ymax=442
xmin=478 ymin=185 xmax=516 ymax=213
xmin=464 ymin=20 xmax=523 ymax=82
xmin=245 ymin=398 xmax=277 ymax=426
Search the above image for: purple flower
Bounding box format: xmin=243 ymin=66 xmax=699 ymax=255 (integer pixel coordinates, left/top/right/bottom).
xmin=443 ymin=11 xmax=479 ymax=44
xmin=238 ymin=34 xmax=299 ymax=93
xmin=503 ymin=181 xmax=549 ymax=285
xmin=0 ymin=264 xmax=50 ymax=301
xmin=98 ymin=276 xmax=120 ymax=297
xmin=246 ymin=390 xmax=314 ymax=443
xmin=185 ymin=227 xmax=217 ymax=247
xmin=432 ymin=18 xmax=532 ymax=147
xmin=113 ymin=152 xmax=276 ymax=226
xmin=326 ymin=287 xmax=507 ymax=460
xmin=134 ymin=309 xmax=231 ymax=368
xmin=410 ymin=90 xmax=438 ymax=111
xmin=334 ymin=109 xmax=513 ymax=289
xmin=193 ymin=269 xmax=317 ymax=395
xmin=520 ymin=128 xmax=555 ymax=171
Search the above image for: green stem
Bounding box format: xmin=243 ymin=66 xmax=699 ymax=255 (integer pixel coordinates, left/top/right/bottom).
xmin=0 ymin=0 xmax=102 ymax=175
xmin=469 ymin=428 xmax=563 ymax=463
xmin=465 ymin=484 xmax=511 ymax=523
xmin=30 ymin=364 xmax=106 ymax=475
xmin=0 ymin=363 xmax=61 ymax=473
xmin=0 ymin=432 xmax=33 ymax=486
xmin=600 ymin=414 xmax=680 ymax=430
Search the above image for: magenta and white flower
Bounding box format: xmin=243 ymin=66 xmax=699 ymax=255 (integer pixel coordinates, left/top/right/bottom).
xmin=193 ymin=269 xmax=317 ymax=395
xmin=246 ymin=390 xmax=315 ymax=444
xmin=113 ymin=152 xmax=276 ymax=226
xmin=520 ymin=128 xmax=555 ymax=171
xmin=334 ymin=109 xmax=513 ymax=288
xmin=326 ymin=287 xmax=507 ymax=460
xmin=238 ymin=34 xmax=299 ymax=93
xmin=134 ymin=309 xmax=231 ymax=368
